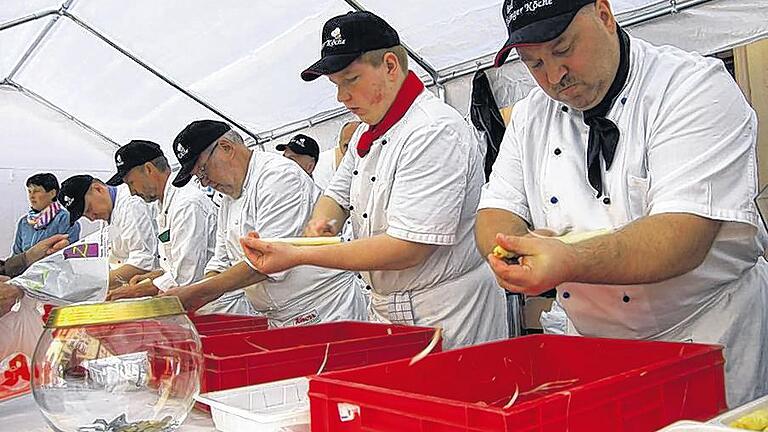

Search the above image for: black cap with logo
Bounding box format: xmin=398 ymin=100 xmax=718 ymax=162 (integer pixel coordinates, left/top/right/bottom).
xmin=58 ymin=174 xmax=95 ymax=225
xmin=276 ymin=134 xmax=320 ymax=162
xmin=106 ymin=140 xmax=164 ymax=186
xmin=494 ymin=0 xmax=595 ymax=67
xmin=171 ymin=120 xmax=231 ymax=187
xmin=301 ymin=11 xmax=400 ymax=81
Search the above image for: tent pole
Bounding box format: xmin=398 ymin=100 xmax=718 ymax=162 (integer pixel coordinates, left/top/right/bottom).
xmin=5 ymin=0 xmax=76 ymax=82
xmin=3 ymin=79 xmax=120 ymax=148
xmin=0 ymin=9 xmax=58 ymax=32
xmin=58 ymin=11 xmax=262 ymax=143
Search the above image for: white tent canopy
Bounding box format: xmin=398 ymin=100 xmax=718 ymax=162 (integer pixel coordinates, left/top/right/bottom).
xmin=1 ymin=0 xmax=767 ymax=250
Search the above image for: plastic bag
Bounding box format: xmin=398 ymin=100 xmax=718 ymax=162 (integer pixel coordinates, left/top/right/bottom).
xmin=9 ymin=227 xmax=109 ymax=305
xmin=0 ymin=296 xmax=44 ymax=401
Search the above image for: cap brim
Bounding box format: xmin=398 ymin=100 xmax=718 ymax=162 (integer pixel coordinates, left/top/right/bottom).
xmin=275 ymin=144 xmax=288 ymax=151
xmin=493 ymin=12 xmax=577 ymax=67
xmin=106 ymin=171 xmax=125 ymax=186
xmin=301 ymin=52 xmax=362 ymax=82
xmin=172 ymin=161 xmax=196 ymax=187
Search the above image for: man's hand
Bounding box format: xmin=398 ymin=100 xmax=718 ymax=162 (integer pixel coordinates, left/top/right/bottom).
xmin=128 ymin=270 xmax=163 ymax=286
xmin=487 ymin=233 xmax=576 ymax=296
xmin=240 ymin=232 xmax=303 ymax=274
xmin=106 ymin=282 xmax=159 ymax=301
xmin=0 ymin=283 xmax=24 ymax=318
xmin=303 ymin=218 xmax=338 ymax=237
xmin=25 ymin=234 xmax=69 ymax=264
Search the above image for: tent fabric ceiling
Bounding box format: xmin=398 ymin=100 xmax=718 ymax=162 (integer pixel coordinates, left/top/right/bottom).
xmin=1 ymin=0 xmax=723 ymax=150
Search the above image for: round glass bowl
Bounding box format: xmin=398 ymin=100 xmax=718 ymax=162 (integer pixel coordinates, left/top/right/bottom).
xmin=31 ymin=297 xmax=202 ymax=432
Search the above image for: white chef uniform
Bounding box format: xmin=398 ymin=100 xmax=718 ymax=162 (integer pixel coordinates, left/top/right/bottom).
xmin=205 ymin=151 xmax=366 ymax=326
xmin=149 ymin=175 xmax=247 ymax=314
xmin=108 ymin=184 xmax=158 ymax=272
xmin=325 ymin=88 xmax=508 ymax=350
xmin=479 ymin=35 xmax=768 ymax=406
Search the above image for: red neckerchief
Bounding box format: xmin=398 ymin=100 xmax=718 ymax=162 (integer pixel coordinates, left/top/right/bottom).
xmin=357 ymin=71 xmax=424 ymax=157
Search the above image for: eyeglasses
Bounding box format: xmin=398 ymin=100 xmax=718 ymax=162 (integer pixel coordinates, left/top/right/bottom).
xmin=194 ymin=142 xmax=219 ymax=183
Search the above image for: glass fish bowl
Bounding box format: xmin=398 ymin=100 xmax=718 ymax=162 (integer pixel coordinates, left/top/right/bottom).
xmin=31 ymin=297 xmax=203 ymax=432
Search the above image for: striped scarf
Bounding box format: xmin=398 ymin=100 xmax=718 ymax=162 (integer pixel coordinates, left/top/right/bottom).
xmin=27 ymin=201 xmax=62 ymax=230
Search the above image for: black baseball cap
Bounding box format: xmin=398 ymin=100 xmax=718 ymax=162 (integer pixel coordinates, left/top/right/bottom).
xmin=58 ymin=174 xmax=94 ymax=225
xmin=171 ymin=120 xmax=231 ymax=187
xmin=106 ymin=140 xmax=164 ymax=186
xmin=494 ymin=0 xmax=595 ymax=67
xmin=301 ymin=11 xmax=400 ymax=81
xmin=276 ymin=134 xmax=320 ymax=162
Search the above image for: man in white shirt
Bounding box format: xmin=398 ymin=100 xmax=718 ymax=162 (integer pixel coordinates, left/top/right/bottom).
xmin=163 ymin=120 xmax=366 ymax=326
xmin=100 ymin=140 xmax=244 ymax=313
xmin=239 ymin=11 xmax=508 ymax=349
xmin=313 ymin=120 xmax=361 ymax=191
xmin=59 ymin=174 xmax=158 ymax=289
xmin=475 ymin=0 xmax=768 ymax=405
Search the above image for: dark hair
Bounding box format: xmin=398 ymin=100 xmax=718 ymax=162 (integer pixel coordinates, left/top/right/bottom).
xmin=26 ymin=173 xmax=60 ymax=193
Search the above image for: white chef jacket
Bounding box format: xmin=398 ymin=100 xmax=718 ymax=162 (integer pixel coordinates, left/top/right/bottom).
xmin=479 ymin=35 xmax=768 ymax=406
xmin=313 ymin=149 xmax=337 ymax=191
xmin=153 ymin=175 xmax=217 ymax=291
xmin=205 ymin=151 xmax=366 ymax=326
xmin=325 ymin=88 xmax=508 ymax=349
xmin=108 ymin=184 xmax=158 ymax=272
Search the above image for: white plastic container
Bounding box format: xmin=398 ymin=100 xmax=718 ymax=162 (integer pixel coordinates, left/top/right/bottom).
xmin=657 ymin=420 xmax=736 ymax=431
xmin=194 ymin=377 xmax=310 ymax=432
xmin=709 ymin=394 xmax=768 ymax=429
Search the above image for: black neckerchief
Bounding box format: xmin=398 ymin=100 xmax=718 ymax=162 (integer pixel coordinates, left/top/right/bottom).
xmin=582 ymin=26 xmax=630 ymax=198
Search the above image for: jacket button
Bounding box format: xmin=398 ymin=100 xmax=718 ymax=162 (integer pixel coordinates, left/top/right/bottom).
xmin=362 ymin=213 xmax=368 ymax=218
xmin=550 ymin=196 xmax=558 ymax=204
xmin=561 ymin=106 xmax=569 ymax=113
xmin=553 ymin=148 xmax=562 ymax=156
xmin=562 ymin=291 xmax=571 ymax=299
xmin=382 ymin=140 xmax=387 ymax=145
xmin=349 ymin=205 xmax=354 ymax=211
xmin=371 ymin=176 xmax=376 ymax=182
xmin=353 ymin=170 xmax=358 ymax=175
xmin=603 ymin=197 xmax=611 ymax=205
xmin=622 ymin=294 xmax=631 ymax=303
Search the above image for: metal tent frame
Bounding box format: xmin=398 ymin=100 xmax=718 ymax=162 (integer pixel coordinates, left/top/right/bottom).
xmin=0 ymin=0 xmax=714 ymax=147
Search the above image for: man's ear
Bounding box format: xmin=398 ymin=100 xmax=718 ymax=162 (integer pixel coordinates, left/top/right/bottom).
xmin=383 ymin=52 xmax=401 ymax=78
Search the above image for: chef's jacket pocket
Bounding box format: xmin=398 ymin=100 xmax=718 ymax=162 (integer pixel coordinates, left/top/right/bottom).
xmin=627 ymin=175 xmax=650 ymax=219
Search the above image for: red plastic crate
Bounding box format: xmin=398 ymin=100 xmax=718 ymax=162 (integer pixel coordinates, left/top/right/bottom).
xmin=309 ymin=335 xmax=727 ymax=432
xmin=200 ymin=321 xmax=439 ymax=394
xmin=189 ymin=313 xmax=268 ymax=337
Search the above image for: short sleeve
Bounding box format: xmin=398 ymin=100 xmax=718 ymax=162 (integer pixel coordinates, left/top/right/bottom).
xmin=646 ymin=58 xmax=760 ymax=233
xmin=385 ymin=123 xmax=468 ymax=245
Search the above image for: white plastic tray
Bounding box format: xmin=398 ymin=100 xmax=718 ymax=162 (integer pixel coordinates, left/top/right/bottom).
xmin=709 ymin=393 xmax=768 ymax=429
xmin=657 ymin=420 xmax=735 ymax=431
xmin=194 ymin=377 xmax=310 ymax=432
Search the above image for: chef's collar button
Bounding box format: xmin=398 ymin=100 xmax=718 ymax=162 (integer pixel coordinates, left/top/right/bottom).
xmin=561 ymin=106 xmax=569 ymax=113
